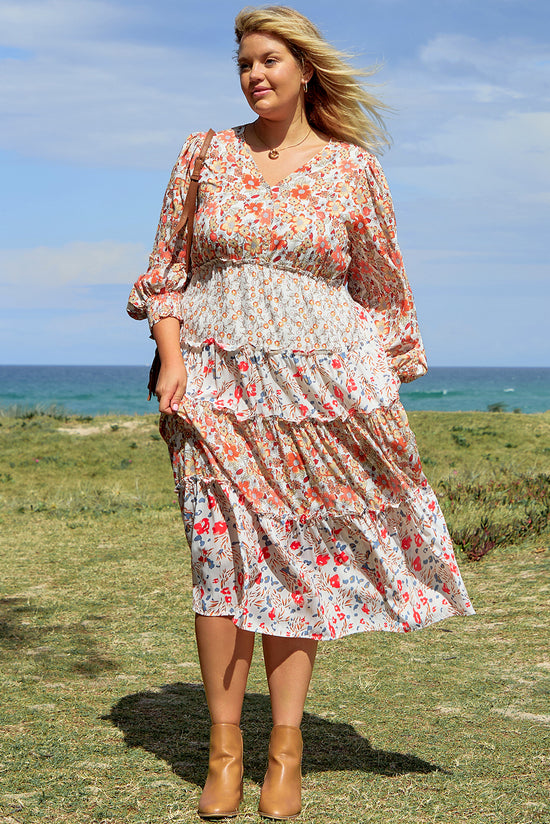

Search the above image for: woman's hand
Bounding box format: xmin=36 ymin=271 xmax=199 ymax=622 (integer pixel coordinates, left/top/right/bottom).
xmin=155 ymin=360 xmax=188 ymax=414
xmin=151 ymin=316 xmax=187 ymax=415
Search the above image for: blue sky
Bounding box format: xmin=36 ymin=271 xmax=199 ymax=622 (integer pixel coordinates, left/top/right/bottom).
xmin=1 ymin=0 xmax=549 ymax=366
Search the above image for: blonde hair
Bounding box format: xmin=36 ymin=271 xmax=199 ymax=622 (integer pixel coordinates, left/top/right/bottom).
xmin=234 ymin=5 xmax=390 ymax=152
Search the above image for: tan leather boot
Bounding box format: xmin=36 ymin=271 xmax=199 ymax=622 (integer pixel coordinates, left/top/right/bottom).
xmin=258 ymin=725 xmax=303 ymax=820
xmin=198 ymin=723 xmax=243 ymax=819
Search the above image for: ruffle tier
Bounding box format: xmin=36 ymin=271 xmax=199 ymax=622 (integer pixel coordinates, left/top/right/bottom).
xmin=160 ymin=340 xmax=474 ymax=639
xmin=179 ymin=339 xmax=400 ymax=423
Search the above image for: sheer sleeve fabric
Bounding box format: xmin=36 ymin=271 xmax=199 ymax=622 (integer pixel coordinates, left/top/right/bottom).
xmin=347 ymin=154 xmax=427 ymax=383
xmin=127 ymin=132 xmax=206 ymax=330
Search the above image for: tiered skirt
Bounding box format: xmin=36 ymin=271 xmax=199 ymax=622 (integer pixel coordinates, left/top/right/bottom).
xmin=160 ymin=341 xmax=474 ymax=639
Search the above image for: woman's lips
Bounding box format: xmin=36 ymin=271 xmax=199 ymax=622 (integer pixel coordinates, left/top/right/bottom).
xmin=251 ymin=87 xmax=271 ymax=97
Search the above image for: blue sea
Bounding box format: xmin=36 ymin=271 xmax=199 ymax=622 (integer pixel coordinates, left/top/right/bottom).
xmin=0 ymin=365 xmax=548 ymax=416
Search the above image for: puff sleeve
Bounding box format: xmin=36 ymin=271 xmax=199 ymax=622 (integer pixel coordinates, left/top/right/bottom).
xmin=127 ymin=132 xmax=206 ymax=331
xmin=347 ymin=154 xmax=427 ymax=383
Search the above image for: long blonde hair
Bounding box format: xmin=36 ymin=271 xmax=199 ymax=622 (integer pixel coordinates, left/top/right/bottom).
xmin=234 ymin=5 xmax=390 ymax=152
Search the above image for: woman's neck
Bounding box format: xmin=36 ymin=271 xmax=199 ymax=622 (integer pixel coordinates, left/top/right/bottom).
xmin=254 ymin=111 xmax=310 ymax=149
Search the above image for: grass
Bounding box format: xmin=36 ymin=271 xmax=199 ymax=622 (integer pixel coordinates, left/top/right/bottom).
xmin=1 ymin=410 xmax=549 ymax=824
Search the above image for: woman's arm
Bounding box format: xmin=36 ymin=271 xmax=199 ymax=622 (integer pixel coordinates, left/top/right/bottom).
xmin=127 ymin=133 xmax=206 ymax=322
xmin=347 ymin=154 xmax=427 ymax=383
xmin=152 ymin=317 xmax=188 ymax=414
xmin=126 ymin=132 xmax=207 ymax=412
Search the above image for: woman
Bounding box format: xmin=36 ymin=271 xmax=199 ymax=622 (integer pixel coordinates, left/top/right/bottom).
xmin=128 ymin=6 xmax=474 ymax=820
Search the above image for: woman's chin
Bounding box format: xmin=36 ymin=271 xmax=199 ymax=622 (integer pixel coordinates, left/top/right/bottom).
xmin=249 ymin=97 xmax=272 ymax=112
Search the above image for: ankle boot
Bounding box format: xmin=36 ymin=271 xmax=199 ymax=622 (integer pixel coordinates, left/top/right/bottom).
xmin=198 ymin=723 xmax=243 ymax=819
xmin=258 ymin=725 xmax=303 ymax=820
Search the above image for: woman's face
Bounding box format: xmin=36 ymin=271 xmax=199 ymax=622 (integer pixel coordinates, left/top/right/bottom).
xmin=238 ymin=32 xmax=308 ymax=121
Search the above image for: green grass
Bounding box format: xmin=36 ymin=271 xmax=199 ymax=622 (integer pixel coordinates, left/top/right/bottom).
xmin=1 ymin=411 xmax=549 ymax=824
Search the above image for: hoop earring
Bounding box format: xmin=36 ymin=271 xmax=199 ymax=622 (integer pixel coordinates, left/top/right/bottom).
xmin=303 ymin=80 xmax=308 ymax=94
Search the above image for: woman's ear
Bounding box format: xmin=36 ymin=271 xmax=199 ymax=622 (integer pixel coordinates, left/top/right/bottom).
xmin=302 ymin=61 xmax=314 ymax=84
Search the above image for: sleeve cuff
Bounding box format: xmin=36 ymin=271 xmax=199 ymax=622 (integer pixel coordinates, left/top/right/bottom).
xmin=146 ymin=292 xmax=184 ymax=331
xmin=391 ymin=349 xmax=428 ymax=383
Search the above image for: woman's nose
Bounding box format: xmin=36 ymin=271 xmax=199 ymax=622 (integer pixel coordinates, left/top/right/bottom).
xmin=249 ymin=62 xmax=264 ymax=81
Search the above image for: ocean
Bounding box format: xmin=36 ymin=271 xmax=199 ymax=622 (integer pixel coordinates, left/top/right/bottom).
xmin=0 ymin=365 xmax=548 ymax=417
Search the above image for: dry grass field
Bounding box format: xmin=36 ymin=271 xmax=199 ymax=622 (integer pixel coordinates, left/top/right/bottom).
xmin=1 ymin=409 xmax=549 ymax=824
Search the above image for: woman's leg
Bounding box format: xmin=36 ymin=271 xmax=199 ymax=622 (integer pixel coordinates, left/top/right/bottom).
xmin=195 ymin=614 xmax=255 ymax=723
xmin=195 ymin=615 xmax=254 ymax=818
xmin=258 ymin=636 xmax=318 ymax=819
xmin=262 ymin=635 xmax=318 ymax=726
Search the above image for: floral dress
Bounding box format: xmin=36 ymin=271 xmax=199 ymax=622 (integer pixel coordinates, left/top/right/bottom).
xmin=128 ymin=126 xmax=474 ymax=640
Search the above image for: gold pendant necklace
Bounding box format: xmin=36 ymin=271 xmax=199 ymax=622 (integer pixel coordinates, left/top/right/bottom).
xmin=252 ymin=124 xmax=312 ymax=160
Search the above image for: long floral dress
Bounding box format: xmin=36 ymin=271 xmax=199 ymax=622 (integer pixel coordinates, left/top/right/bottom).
xmin=128 ymin=126 xmax=474 ymax=640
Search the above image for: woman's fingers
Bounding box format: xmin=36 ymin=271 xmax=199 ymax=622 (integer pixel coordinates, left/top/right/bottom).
xmin=158 ymin=384 xmax=185 ymax=414
xmin=170 ymin=382 xmax=186 ymax=412
xmin=156 ymin=363 xmax=188 ymax=414
xmin=158 ymin=389 xmax=177 ymax=414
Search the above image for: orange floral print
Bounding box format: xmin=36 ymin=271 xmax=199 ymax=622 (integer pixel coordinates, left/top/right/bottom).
xmin=128 ymin=127 xmax=474 ymax=639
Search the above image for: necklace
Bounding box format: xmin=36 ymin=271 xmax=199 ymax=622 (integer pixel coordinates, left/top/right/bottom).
xmin=252 ymin=124 xmax=312 ymax=160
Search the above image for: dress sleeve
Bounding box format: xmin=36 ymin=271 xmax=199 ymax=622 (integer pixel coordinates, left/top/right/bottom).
xmin=346 ymin=153 xmax=427 ymax=383
xmin=126 ymin=132 xmax=206 ymax=331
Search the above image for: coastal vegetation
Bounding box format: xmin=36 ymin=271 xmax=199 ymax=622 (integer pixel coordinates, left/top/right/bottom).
xmin=1 ymin=410 xmax=549 ymax=823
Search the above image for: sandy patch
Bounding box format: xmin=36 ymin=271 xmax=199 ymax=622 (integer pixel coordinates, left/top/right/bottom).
xmin=492 ymin=707 xmax=550 ymax=725
xmin=435 ymin=705 xmax=463 ymax=715
xmin=57 ymin=420 xmax=143 ymax=436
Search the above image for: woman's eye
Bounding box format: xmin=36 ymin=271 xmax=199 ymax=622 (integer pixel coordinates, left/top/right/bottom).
xmin=265 ymin=58 xmax=277 ymax=66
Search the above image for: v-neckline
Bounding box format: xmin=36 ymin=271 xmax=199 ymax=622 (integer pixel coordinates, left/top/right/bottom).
xmin=235 ymin=124 xmax=332 ymax=191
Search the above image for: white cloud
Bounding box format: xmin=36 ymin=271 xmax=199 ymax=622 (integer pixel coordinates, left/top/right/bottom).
xmin=0 ymin=240 xmax=147 ymax=292
xmin=2 ymin=5 xmax=549 ymax=180
xmin=0 ymin=239 xmax=153 ymax=363
xmin=0 ymin=0 xmax=124 ymax=48
xmin=381 ymin=33 xmax=550 ymax=282
xmin=0 ymin=1 xmax=249 ymax=167
xmin=394 ymin=110 xmax=550 ymax=203
xmin=385 ymin=33 xmax=550 ymax=146
xmin=419 ymin=33 xmax=546 ymax=80
xmin=375 ymin=32 xmax=550 ymax=367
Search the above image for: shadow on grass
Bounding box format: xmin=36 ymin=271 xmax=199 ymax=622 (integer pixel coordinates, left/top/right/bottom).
xmin=0 ymin=597 xmax=45 ymax=647
xmin=104 ymin=682 xmax=446 ymax=787
xmin=0 ymin=596 xmax=119 ymax=677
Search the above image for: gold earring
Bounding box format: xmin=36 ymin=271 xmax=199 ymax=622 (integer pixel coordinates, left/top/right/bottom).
xmin=303 ymin=80 xmax=308 ymax=93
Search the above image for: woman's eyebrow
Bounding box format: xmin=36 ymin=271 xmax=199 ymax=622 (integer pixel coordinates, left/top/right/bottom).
xmin=238 ymin=49 xmax=283 ymax=62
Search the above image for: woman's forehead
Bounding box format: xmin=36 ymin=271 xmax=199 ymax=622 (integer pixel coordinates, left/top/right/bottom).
xmin=238 ymin=31 xmax=290 ymax=57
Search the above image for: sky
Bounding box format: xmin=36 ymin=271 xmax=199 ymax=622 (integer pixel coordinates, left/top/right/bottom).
xmin=0 ymin=0 xmax=549 ymax=366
